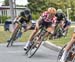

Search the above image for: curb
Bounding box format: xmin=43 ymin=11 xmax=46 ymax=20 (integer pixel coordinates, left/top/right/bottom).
xmin=43 ymin=25 xmax=75 ymax=52
xmin=43 ymin=41 xmax=62 ymax=52
xmin=0 ymin=41 xmax=62 ymax=52
xmin=0 ymin=42 xmax=25 ymax=47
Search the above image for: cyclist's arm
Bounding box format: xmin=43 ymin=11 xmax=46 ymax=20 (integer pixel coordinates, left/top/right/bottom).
xmin=13 ymin=17 xmax=22 ymax=31
xmin=36 ymin=16 xmax=42 ymax=28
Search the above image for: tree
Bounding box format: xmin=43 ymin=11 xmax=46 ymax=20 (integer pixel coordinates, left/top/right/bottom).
xmin=27 ymin=0 xmax=75 ymax=20
xmin=4 ymin=0 xmax=9 ymax=6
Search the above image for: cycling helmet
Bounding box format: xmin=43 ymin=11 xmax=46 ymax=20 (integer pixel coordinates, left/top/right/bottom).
xmin=20 ymin=11 xmax=25 ymax=16
xmin=24 ymin=8 xmax=31 ymax=17
xmin=57 ymin=9 xmax=63 ymax=13
xmin=48 ymin=7 xmax=56 ymax=15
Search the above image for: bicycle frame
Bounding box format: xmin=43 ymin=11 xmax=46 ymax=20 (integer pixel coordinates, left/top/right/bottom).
xmin=57 ymin=44 xmax=75 ymax=62
xmin=25 ymin=27 xmax=49 ymax=58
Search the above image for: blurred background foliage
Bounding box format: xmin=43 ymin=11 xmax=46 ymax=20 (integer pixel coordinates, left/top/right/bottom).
xmin=26 ymin=0 xmax=75 ymax=20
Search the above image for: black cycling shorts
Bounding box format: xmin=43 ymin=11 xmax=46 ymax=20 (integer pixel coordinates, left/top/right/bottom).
xmin=39 ymin=20 xmax=52 ymax=28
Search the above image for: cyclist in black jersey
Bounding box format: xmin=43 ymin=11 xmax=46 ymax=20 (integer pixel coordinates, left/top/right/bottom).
xmin=13 ymin=8 xmax=32 ymax=31
xmin=8 ymin=8 xmax=32 ymax=42
xmin=56 ymin=9 xmax=71 ymax=36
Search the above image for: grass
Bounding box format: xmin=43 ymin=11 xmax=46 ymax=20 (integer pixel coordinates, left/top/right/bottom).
xmin=0 ymin=31 xmax=32 ymax=43
xmin=48 ymin=28 xmax=74 ymax=47
xmin=0 ymin=26 xmax=74 ymax=47
xmin=0 ymin=26 xmax=32 ymax=43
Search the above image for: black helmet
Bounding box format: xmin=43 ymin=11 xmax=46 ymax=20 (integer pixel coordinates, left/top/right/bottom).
xmin=20 ymin=11 xmax=25 ymax=16
xmin=24 ymin=8 xmax=31 ymax=16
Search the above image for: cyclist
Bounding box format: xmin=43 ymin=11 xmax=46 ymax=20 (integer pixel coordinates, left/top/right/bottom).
xmin=24 ymin=7 xmax=57 ymax=50
xmin=56 ymin=9 xmax=65 ymax=24
xmin=60 ymin=28 xmax=75 ymax=62
xmin=56 ymin=9 xmax=71 ymax=36
xmin=8 ymin=8 xmax=32 ymax=41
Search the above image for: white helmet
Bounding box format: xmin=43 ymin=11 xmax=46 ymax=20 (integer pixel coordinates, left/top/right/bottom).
xmin=57 ymin=9 xmax=63 ymax=13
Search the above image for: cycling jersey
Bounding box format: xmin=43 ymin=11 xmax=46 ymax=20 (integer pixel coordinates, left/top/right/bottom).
xmin=14 ymin=15 xmax=32 ymax=24
xmin=55 ymin=13 xmax=66 ymax=23
xmin=39 ymin=11 xmax=57 ymax=28
xmin=13 ymin=15 xmax=32 ymax=29
xmin=41 ymin=11 xmax=57 ymax=23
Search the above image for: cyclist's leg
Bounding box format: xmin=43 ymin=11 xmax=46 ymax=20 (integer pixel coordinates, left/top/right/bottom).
xmin=45 ymin=23 xmax=56 ymax=39
xmin=65 ymin=33 xmax=75 ymax=51
xmin=24 ymin=26 xmax=39 ymax=50
xmin=24 ymin=19 xmax=43 ymax=50
xmin=63 ymin=21 xmax=71 ymax=33
xmin=60 ymin=33 xmax=75 ymax=62
xmin=9 ymin=23 xmax=19 ymax=41
xmin=62 ymin=25 xmax=70 ymax=36
xmin=14 ymin=23 xmax=19 ymax=31
xmin=59 ymin=20 xmax=65 ymax=29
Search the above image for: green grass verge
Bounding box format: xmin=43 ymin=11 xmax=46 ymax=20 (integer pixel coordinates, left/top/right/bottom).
xmin=0 ymin=30 xmax=32 ymax=43
xmin=48 ymin=28 xmax=74 ymax=47
xmin=0 ymin=24 xmax=32 ymax=43
xmin=0 ymin=25 xmax=74 ymax=47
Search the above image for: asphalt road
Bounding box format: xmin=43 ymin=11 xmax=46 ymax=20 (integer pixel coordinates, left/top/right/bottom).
xmin=0 ymin=42 xmax=59 ymax=62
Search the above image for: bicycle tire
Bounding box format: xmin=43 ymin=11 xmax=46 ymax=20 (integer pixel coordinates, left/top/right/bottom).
xmin=25 ymin=42 xmax=34 ymax=55
xmin=7 ymin=39 xmax=12 ymax=47
xmin=27 ymin=38 xmax=42 ymax=58
xmin=6 ymin=26 xmax=20 ymax=47
xmin=57 ymin=44 xmax=67 ymax=62
xmin=25 ymin=27 xmax=47 ymax=58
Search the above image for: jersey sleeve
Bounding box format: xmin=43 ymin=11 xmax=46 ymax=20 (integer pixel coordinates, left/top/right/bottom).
xmin=13 ymin=16 xmax=19 ymax=23
xmin=53 ymin=17 xmax=57 ymax=23
xmin=41 ymin=11 xmax=48 ymax=20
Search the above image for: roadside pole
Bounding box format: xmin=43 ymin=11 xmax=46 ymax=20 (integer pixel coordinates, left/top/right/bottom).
xmin=9 ymin=0 xmax=15 ymax=32
xmin=9 ymin=0 xmax=14 ymax=21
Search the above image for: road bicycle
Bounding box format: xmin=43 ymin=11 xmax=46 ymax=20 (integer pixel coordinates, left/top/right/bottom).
xmin=25 ymin=27 xmax=50 ymax=58
xmin=57 ymin=44 xmax=75 ymax=62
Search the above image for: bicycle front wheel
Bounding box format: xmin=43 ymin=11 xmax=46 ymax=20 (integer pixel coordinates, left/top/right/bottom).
xmin=6 ymin=26 xmax=20 ymax=47
xmin=57 ymin=44 xmax=67 ymax=62
xmin=27 ymin=37 xmax=42 ymax=58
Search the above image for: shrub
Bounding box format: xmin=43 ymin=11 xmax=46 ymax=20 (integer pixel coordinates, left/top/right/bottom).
xmin=0 ymin=16 xmax=11 ymax=23
xmin=32 ymin=12 xmax=40 ymax=20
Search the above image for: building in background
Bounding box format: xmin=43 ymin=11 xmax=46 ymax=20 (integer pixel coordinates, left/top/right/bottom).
xmin=0 ymin=6 xmax=25 ymax=17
